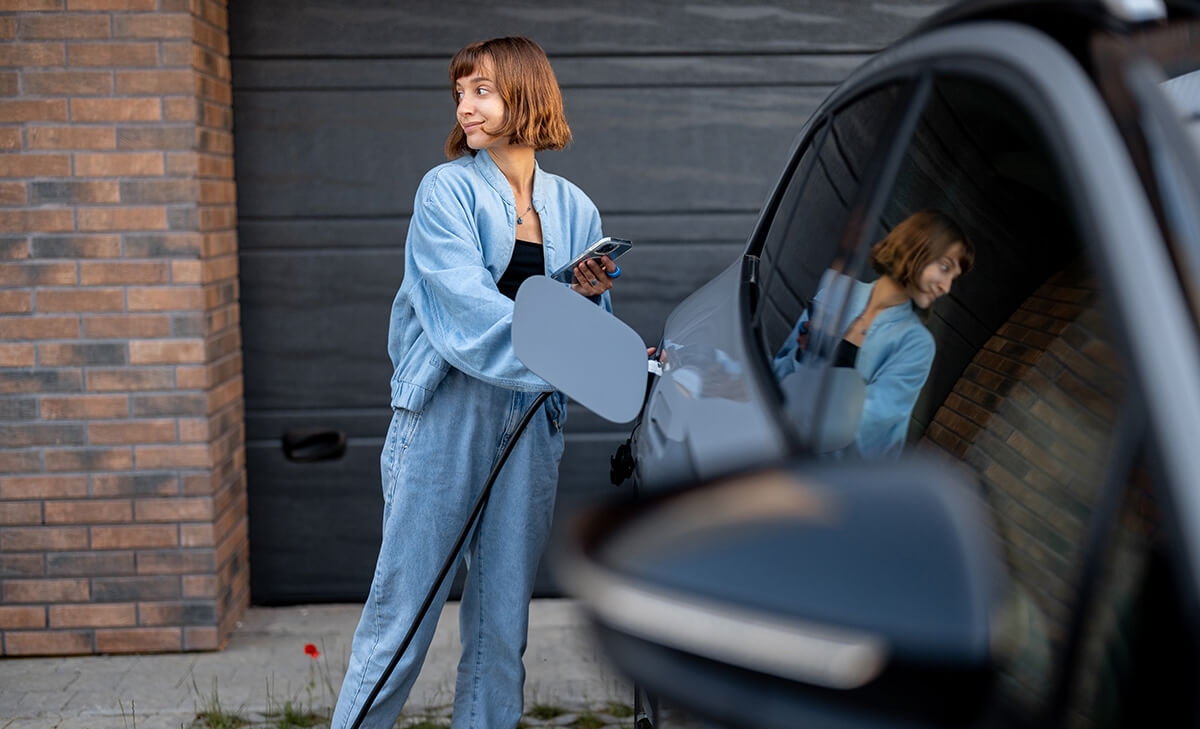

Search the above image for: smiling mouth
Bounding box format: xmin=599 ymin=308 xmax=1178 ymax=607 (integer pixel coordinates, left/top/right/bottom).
xmin=462 ymin=122 xmax=483 ymax=133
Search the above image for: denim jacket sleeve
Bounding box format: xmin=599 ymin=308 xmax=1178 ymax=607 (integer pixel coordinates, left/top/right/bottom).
xmin=403 ymin=174 xmax=551 ymax=391
xmin=856 ymin=324 xmax=934 ymax=459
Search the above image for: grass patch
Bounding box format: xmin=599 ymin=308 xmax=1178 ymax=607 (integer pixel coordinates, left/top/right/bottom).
xmin=570 ymin=712 xmax=605 ymax=729
xmin=606 ymin=701 xmax=634 ymax=718
xmin=527 ymin=703 xmax=566 ymax=720
xmin=192 ymin=678 xmax=248 ymax=729
xmin=269 ymin=699 xmax=326 ymax=728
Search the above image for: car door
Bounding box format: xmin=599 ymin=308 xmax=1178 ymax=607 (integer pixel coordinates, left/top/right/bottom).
xmin=769 ymin=20 xmax=1200 ymax=728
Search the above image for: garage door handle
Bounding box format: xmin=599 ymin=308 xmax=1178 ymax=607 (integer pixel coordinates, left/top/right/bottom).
xmin=282 ymin=428 xmax=347 ymax=463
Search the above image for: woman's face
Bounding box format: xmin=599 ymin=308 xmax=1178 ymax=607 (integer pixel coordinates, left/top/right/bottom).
xmin=455 ymin=57 xmax=508 ymax=150
xmin=908 ymin=241 xmax=966 ymax=309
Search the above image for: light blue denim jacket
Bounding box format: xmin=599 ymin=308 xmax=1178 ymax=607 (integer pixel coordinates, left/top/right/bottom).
xmin=387 ymin=150 xmax=607 ymax=411
xmin=773 ymin=275 xmax=934 ymax=459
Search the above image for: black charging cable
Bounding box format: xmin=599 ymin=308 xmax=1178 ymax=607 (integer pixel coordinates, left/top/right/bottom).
xmin=348 ymin=390 xmax=553 ymax=729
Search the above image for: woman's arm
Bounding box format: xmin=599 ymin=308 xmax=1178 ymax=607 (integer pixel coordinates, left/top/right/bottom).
xmin=405 ymin=180 xmax=551 ymax=390
xmin=855 ymin=332 xmax=935 ymax=459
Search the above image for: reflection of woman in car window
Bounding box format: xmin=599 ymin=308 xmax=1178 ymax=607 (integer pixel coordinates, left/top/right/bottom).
xmin=773 ymin=209 xmax=974 ymax=459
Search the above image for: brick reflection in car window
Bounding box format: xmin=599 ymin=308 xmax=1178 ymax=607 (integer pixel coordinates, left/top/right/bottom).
xmin=921 ymin=259 xmax=1125 ymax=711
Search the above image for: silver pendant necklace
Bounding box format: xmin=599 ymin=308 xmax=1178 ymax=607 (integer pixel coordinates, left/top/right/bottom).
xmin=517 ymin=203 xmax=532 ymax=225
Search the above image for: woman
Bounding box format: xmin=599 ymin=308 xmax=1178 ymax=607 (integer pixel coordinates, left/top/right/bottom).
xmin=332 ymin=37 xmax=616 ymax=729
xmin=773 ymin=209 xmax=974 ymax=459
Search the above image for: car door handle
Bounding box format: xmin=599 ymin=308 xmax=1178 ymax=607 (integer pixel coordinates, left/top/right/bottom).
xmin=281 ymin=428 xmax=347 ymax=463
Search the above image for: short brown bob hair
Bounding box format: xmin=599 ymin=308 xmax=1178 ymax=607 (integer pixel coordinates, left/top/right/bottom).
xmin=445 ymin=37 xmax=572 ymax=159
xmin=870 ymin=208 xmax=974 ymax=289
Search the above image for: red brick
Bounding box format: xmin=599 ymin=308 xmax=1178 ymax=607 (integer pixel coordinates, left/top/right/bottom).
xmin=0 ymin=99 xmax=69 ymax=122
xmin=69 ymin=0 xmax=157 ymax=9
xmin=75 ymin=152 xmax=164 ymax=177
xmin=91 ymin=524 xmax=176 ymax=549
xmin=28 ymin=126 xmax=116 ymax=150
xmin=0 ymin=368 xmax=83 ymax=395
xmin=181 ymin=574 xmax=216 ymax=597
xmin=0 ymin=0 xmax=64 ymax=9
xmin=41 ymin=394 xmax=128 ymax=419
xmin=0 ymin=522 xmax=87 ymax=551
xmin=3 ymin=578 xmax=89 ymax=602
xmin=0 ymin=181 xmax=25 ymax=205
xmin=32 ymin=234 xmax=121 ymax=258
xmin=45 ymin=499 xmax=132 ymax=524
xmin=0 ymin=42 xmax=66 ymax=67
xmin=46 ymin=550 xmax=135 ymax=576
xmin=163 ymin=96 xmax=196 ymax=121
xmin=0 ymin=606 xmax=46 ymax=629
xmin=4 ymin=630 xmax=92 ymax=656
xmin=127 ymin=286 xmax=205 ymax=311
xmin=0 ymin=16 xmax=11 ymax=39
xmin=30 ymin=181 xmax=121 ymax=206
xmin=131 ymin=392 xmax=206 ymax=417
xmin=91 ymin=473 xmax=177 ymax=498
xmin=135 ymin=497 xmax=212 ymax=522
xmin=82 ymin=313 xmax=171 ymax=339
xmin=44 ymin=447 xmax=133 ymax=472
xmin=179 ymin=418 xmax=207 ymax=442
xmin=37 ymin=288 xmax=124 ymax=313
xmin=136 ymin=551 xmax=213 ymax=576
xmin=197 ymin=152 xmax=232 ymax=178
xmin=0 ymin=421 xmax=85 ymax=447
xmin=0 ymin=262 xmax=76 ymax=286
xmin=0 ymin=209 xmax=74 ymax=234
xmin=0 ymin=316 xmax=79 ymax=340
xmin=170 ymin=260 xmax=203 ymax=284
xmin=89 ymin=418 xmax=176 ymax=445
xmin=0 ymin=290 xmax=32 ymax=313
xmin=117 ymin=70 xmax=194 ymax=95
xmin=117 ymin=127 xmax=194 ymax=152
xmin=78 ymin=207 xmax=167 ymax=232
xmin=71 ymin=97 xmax=160 ymax=122
xmin=128 ymin=338 xmax=204 ymax=364
xmin=180 ymin=523 xmax=213 ymax=547
xmin=184 ymin=625 xmax=218 ymax=650
xmin=176 ymin=365 xmax=207 ymax=389
xmin=0 ymin=475 xmax=87 ymax=500
xmin=38 ymin=341 xmax=127 ymax=366
xmin=0 ymin=342 xmax=35 ymax=366
xmin=95 ymin=626 xmax=180 ymax=653
xmin=68 ymin=41 xmax=158 ymax=67
xmin=86 ymin=369 xmax=176 ymax=395
xmin=24 ymin=70 xmax=114 ymax=96
xmin=79 ymin=261 xmax=169 ymax=286
xmin=0 ymin=154 xmax=72 ymax=177
xmin=0 ymin=128 xmax=22 ymax=150
xmin=0 ymin=552 xmax=45 ymax=576
xmin=21 ymin=15 xmax=111 ymax=41
xmin=49 ymin=603 xmax=136 ymax=628
xmin=113 ymin=14 xmax=192 ymax=39
xmin=192 ymin=19 xmax=228 ymax=56
xmin=0 ymin=502 xmax=42 ymax=526
xmin=135 ymin=444 xmax=209 ymax=470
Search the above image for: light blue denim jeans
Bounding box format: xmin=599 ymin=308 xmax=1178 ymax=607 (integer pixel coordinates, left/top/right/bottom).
xmin=332 ymin=368 xmax=565 ymax=729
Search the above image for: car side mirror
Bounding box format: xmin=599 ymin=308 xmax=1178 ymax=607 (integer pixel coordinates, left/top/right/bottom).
xmin=513 ymin=275 xmax=648 ymax=423
xmin=556 ymin=456 xmax=1007 ymax=729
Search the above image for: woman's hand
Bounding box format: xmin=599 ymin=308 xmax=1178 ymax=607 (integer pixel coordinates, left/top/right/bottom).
xmin=570 ymin=255 xmax=615 ymax=296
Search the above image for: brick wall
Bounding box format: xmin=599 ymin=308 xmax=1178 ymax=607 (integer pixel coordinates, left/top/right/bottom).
xmin=921 ymin=259 xmax=1124 ymax=702
xmin=0 ymin=0 xmax=246 ymax=655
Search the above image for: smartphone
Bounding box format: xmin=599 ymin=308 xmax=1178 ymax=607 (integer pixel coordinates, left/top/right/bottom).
xmin=549 ymin=237 xmax=633 ymax=284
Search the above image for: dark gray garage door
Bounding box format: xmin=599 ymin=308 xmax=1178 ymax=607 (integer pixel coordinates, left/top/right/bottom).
xmin=230 ymin=1 xmax=942 ymax=604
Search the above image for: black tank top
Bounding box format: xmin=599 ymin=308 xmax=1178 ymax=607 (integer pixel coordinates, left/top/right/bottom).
xmin=497 ymin=240 xmax=545 ymax=300
xmin=833 ymin=338 xmax=860 ymax=368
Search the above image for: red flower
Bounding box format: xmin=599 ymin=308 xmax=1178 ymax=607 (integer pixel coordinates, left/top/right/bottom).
xmin=304 ymin=643 xmax=320 ymax=659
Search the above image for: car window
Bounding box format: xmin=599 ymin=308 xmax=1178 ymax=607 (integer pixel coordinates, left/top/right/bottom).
xmin=815 ymin=71 xmax=1143 ymax=721
xmin=750 ymin=82 xmax=908 ymax=447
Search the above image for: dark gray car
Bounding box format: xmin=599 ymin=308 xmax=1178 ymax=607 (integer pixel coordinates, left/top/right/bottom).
xmin=515 ymin=0 xmax=1200 ymax=727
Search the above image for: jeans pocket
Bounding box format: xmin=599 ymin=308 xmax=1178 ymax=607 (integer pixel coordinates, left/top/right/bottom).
xmin=382 ymin=407 xmax=422 ymax=512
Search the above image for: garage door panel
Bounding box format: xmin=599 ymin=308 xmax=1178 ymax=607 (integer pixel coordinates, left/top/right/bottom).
xmin=230 ymin=1 xmax=935 ymax=56
xmin=241 ymin=241 xmax=741 ymax=411
xmin=232 ymin=87 xmax=823 ymax=217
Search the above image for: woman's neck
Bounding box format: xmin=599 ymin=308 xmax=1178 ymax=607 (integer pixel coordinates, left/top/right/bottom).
xmin=867 ymin=275 xmax=911 ymax=314
xmin=487 ymin=145 xmax=536 ymax=199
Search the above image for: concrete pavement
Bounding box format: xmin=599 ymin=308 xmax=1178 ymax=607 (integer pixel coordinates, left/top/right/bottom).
xmin=0 ymin=599 xmax=699 ymax=729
